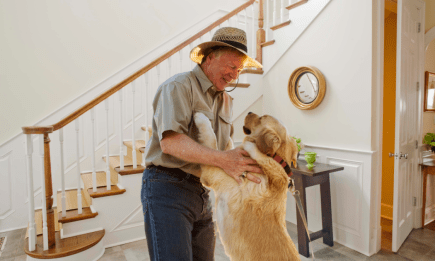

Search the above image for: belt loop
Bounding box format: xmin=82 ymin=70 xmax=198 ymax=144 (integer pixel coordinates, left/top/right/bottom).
xmin=184 ymin=172 xmax=190 ymax=183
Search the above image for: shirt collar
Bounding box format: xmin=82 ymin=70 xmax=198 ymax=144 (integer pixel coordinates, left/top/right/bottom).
xmin=193 ymin=65 xmax=223 ymax=94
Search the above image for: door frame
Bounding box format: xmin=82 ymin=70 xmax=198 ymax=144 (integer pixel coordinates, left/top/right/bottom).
xmin=372 ymin=0 xmax=426 ymax=255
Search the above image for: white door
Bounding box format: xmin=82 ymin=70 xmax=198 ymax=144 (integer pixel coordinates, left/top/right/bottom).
xmin=392 ymin=0 xmax=424 ymax=252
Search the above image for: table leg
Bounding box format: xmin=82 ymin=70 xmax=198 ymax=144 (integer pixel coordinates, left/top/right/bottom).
xmin=320 ymin=174 xmax=334 ymax=246
xmin=294 ymin=174 xmax=309 ymax=257
xmin=422 ymin=170 xmax=428 ymax=227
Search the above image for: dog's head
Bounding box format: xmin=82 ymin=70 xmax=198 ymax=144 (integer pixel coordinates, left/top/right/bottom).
xmin=243 ymin=112 xmax=298 ymax=168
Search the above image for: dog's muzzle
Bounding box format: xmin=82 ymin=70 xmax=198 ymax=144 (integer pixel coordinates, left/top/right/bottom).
xmin=243 ymin=126 xmax=251 ymax=135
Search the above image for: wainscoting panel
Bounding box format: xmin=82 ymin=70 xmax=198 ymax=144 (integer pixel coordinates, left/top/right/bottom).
xmin=0 ymin=151 xmax=13 ymax=219
xmin=285 ymin=145 xmax=374 ymax=256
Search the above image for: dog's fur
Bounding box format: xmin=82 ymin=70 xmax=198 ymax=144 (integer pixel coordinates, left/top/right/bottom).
xmin=194 ymin=112 xmax=300 ymax=261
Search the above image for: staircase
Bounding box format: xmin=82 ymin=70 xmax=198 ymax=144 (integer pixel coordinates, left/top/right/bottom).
xmin=20 ymin=0 xmax=328 ymax=259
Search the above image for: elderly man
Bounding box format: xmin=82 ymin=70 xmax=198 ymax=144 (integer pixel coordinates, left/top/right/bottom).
xmin=141 ymin=27 xmax=263 ymax=261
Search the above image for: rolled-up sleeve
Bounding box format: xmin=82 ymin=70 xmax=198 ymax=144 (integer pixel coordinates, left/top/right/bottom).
xmin=153 ymin=81 xmax=193 ymax=141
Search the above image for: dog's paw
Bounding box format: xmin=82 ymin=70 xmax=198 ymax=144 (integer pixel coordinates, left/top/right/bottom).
xmin=194 ymin=112 xmax=210 ymax=128
xmin=243 ymin=141 xmax=262 ymax=160
xmin=194 ymin=112 xmax=217 ymax=149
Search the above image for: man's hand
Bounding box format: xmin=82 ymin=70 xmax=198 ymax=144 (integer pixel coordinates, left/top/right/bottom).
xmin=219 ymin=148 xmax=263 ymax=185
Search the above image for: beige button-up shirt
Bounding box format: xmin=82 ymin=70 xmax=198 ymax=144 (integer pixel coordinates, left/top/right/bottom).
xmin=144 ymin=65 xmax=233 ymax=177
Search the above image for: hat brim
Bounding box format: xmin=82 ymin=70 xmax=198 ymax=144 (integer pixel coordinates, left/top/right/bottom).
xmin=190 ymin=41 xmax=263 ymax=69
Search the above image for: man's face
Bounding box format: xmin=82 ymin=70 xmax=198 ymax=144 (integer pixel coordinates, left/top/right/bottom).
xmin=205 ymin=51 xmax=245 ymax=91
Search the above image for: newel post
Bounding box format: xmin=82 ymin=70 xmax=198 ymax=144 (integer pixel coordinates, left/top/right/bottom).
xmin=23 ymin=126 xmax=56 ymax=248
xmin=256 ymin=0 xmax=265 ymax=64
xmin=43 ymin=132 xmax=56 ymax=247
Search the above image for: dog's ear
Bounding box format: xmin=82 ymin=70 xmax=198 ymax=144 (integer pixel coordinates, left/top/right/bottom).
xmin=256 ymin=128 xmax=281 ymax=156
xmin=286 ymin=136 xmax=298 ymax=168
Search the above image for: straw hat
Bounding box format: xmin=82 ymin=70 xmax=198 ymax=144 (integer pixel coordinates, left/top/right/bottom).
xmin=190 ymin=27 xmax=263 ymax=69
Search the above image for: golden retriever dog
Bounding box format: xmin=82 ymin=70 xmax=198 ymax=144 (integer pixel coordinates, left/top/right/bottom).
xmin=194 ymin=111 xmax=300 ymax=261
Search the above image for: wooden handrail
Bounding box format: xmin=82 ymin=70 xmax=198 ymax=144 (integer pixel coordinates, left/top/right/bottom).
xmin=21 ymin=0 xmax=255 ymax=134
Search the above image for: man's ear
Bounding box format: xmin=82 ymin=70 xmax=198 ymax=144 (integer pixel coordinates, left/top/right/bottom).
xmin=256 ymin=128 xmax=281 ymax=156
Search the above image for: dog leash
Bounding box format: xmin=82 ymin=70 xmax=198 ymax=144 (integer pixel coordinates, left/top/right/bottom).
xmin=288 ymin=179 xmax=315 ymax=260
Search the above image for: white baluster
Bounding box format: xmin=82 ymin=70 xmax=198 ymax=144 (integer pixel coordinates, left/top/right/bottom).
xmin=39 ymin=135 xmax=48 ymax=250
xmin=131 ymin=82 xmax=137 ymax=169
xmin=244 ymin=8 xmax=248 ymax=37
xmin=157 ymin=64 xmax=161 ymax=86
xmin=281 ymin=0 xmax=284 ymax=23
xmin=75 ymin=119 xmax=82 ymax=214
xmin=189 ymin=44 xmax=194 ymax=70
xmin=179 ymin=50 xmax=183 ymax=74
xmin=59 ymin=129 xmax=66 ymax=217
xmin=105 ymin=99 xmax=111 ymax=190
xmin=273 ymin=0 xmax=277 ymax=26
xmin=25 ymin=135 xmax=36 ymax=251
xmin=143 ymin=74 xmax=149 ymax=167
xmin=252 ymin=3 xmax=255 ymax=58
xmin=144 ymin=73 xmax=150 ymax=143
xmin=90 ymin=109 xmax=97 ymax=192
xmin=118 ymin=90 xmax=124 ymax=170
xmin=266 ymin=0 xmax=269 ymax=41
xmin=168 ymin=55 xmax=172 ymax=78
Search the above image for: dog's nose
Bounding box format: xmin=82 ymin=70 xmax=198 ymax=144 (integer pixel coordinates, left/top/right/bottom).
xmin=248 ymin=112 xmax=252 ymax=115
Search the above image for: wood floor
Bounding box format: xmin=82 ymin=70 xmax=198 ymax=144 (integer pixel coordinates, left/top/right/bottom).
xmin=381 ymin=217 xmax=393 ymax=252
xmin=424 ymin=219 xmax=435 ymax=231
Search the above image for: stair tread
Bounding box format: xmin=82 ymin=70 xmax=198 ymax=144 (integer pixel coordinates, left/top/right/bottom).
xmin=88 ymin=185 xmax=126 ymax=198
xmin=270 ymin=20 xmax=291 ymax=31
xmin=81 ymin=171 xmax=116 ymax=190
xmin=228 ymin=83 xmax=250 ymax=88
xmin=286 ymin=0 xmax=308 ymax=10
xmin=106 ymin=154 xmax=144 ymax=174
xmin=56 ymin=189 xmax=90 ymax=213
xmin=58 ymin=207 xmax=98 ymax=224
xmin=240 ymin=69 xmax=264 ymax=75
xmin=261 ymin=40 xmax=275 ymax=47
xmin=123 ymin=140 xmax=146 ymax=150
xmin=26 ymin=208 xmax=62 ymax=238
xmin=24 ymin=230 xmax=105 ymax=259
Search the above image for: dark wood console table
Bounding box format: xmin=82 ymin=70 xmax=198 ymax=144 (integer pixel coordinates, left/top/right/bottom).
xmin=290 ymin=159 xmax=344 ymax=258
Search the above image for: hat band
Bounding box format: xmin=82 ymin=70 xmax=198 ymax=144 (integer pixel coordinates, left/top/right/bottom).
xmin=217 ymin=40 xmax=248 ymax=53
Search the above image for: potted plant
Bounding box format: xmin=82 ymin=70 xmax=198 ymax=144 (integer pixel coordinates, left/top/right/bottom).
xmin=423 ymin=133 xmax=435 ymax=153
xmin=292 ymin=136 xmax=304 ymax=158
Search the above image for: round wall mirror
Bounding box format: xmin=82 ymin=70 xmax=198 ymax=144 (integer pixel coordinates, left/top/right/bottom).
xmin=288 ymin=66 xmax=326 ymax=110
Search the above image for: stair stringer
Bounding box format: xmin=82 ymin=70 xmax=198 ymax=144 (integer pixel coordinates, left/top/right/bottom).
xmin=262 ymin=0 xmax=332 ymax=75
xmin=61 ymin=174 xmax=144 ymax=248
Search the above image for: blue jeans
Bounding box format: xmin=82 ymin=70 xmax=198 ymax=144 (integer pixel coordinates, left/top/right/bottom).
xmin=141 ymin=166 xmax=215 ymax=261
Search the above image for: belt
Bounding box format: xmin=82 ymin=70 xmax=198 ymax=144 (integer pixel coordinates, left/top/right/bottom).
xmin=149 ymin=165 xmax=202 ymax=185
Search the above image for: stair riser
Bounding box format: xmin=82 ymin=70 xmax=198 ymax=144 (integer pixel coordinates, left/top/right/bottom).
xmin=63 ymin=175 xmax=143 ymax=245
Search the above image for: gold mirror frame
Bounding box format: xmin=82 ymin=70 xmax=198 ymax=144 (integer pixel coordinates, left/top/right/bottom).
xmin=288 ymin=66 xmax=326 ymax=110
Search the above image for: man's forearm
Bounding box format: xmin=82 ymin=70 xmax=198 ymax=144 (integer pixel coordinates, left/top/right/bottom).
xmin=160 ymin=131 xmax=224 ymax=168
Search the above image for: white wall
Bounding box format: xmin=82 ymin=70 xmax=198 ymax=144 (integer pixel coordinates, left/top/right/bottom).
xmin=0 ymin=0 xmax=245 ymax=146
xmin=261 ymin=0 xmax=376 ymax=255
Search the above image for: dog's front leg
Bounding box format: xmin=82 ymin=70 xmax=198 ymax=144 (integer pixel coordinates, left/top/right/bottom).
xmin=194 ymin=113 xmax=218 ymax=187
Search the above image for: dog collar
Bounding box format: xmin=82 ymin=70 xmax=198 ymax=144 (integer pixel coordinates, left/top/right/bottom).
xmin=272 ymin=153 xmax=292 ymax=176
